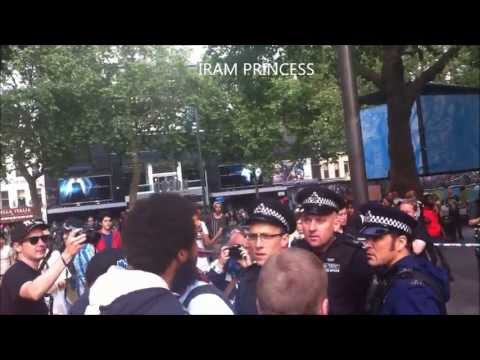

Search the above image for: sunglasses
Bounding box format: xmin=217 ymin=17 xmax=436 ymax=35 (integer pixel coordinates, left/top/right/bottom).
xmin=24 ymin=235 xmax=51 ymax=245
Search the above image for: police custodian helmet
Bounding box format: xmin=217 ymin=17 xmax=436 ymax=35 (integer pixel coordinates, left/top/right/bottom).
xmin=295 ymin=186 xmax=345 ymax=216
xmin=358 ymin=203 xmax=417 ymax=241
xmin=247 ymin=199 xmax=295 ymax=235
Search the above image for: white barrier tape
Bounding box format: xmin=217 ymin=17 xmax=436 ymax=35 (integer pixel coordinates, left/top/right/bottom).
xmin=434 ymin=243 xmax=480 ymax=247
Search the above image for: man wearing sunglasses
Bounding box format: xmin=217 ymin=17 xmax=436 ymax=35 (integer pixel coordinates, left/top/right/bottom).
xmin=233 ymin=199 xmax=295 ymax=314
xmin=359 ymin=204 xmax=449 ymax=315
xmin=291 ymin=186 xmax=373 ymax=314
xmin=0 ymin=219 xmax=85 ymax=314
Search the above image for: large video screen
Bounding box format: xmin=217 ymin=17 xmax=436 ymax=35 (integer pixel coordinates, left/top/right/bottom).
xmin=360 ymin=92 xmax=480 ymax=179
xmin=360 ymin=102 xmax=423 ymax=179
xmin=421 ymin=94 xmax=479 ymax=174
xmin=58 ymin=175 xmax=112 ymax=204
xmin=219 ymin=164 xmax=263 ymax=189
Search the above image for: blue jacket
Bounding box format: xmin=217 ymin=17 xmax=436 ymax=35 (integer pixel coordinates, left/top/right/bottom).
xmin=380 ymin=255 xmax=450 ymax=315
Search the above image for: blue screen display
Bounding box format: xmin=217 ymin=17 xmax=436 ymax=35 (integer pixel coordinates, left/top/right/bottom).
xmin=58 ymin=176 xmax=112 ymax=204
xmin=360 ymin=93 xmax=479 ymax=179
xmin=420 ymin=94 xmax=480 ymax=173
xmin=360 ymin=102 xmax=422 ymax=179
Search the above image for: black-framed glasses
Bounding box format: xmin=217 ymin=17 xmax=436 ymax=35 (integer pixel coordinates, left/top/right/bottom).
xmin=25 ymin=235 xmax=51 ymax=245
xmin=246 ymin=233 xmax=285 ymax=242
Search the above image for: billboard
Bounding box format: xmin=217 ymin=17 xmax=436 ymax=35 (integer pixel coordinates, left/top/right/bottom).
xmin=218 ymin=164 xmax=263 ymax=189
xmin=58 ymin=175 xmax=112 ymax=204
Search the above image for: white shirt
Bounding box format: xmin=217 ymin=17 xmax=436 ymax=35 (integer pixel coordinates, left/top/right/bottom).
xmin=44 ymin=250 xmax=70 ymax=315
xmin=179 ymin=280 xmax=233 ymax=315
xmin=195 ymin=221 xmax=209 ymax=249
xmin=85 ymin=266 xmax=170 ymax=315
xmin=196 ymin=221 xmax=211 ymax=273
xmin=0 ymin=245 xmax=13 ymax=276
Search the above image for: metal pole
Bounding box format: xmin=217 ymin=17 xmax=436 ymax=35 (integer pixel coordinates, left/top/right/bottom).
xmin=336 ymin=45 xmax=368 ymax=207
xmin=193 ymin=107 xmax=209 ymax=211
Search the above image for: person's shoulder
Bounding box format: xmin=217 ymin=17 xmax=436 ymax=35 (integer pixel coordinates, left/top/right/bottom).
xmin=388 ymin=275 xmax=442 ymax=313
xmin=6 ymin=260 xmax=29 ymax=273
xmin=102 ymin=287 xmax=186 ymax=315
xmin=390 ymin=267 xmax=439 ymax=298
xmin=290 ymin=238 xmax=312 ymax=251
xmin=188 ymin=293 xmax=234 ymax=315
xmin=2 ymin=262 xmax=20 ymax=280
xmin=239 ymin=264 xmax=261 ymax=281
xmin=2 ymin=261 xmax=35 ymax=289
xmin=334 ymin=234 xmax=364 ymax=254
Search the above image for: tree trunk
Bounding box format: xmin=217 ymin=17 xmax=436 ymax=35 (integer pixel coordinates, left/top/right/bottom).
xmin=128 ymin=151 xmax=142 ymax=208
xmin=18 ymin=168 xmax=42 ymax=218
xmin=383 ymin=47 xmax=422 ymax=197
xmin=386 ymin=96 xmax=422 ymax=196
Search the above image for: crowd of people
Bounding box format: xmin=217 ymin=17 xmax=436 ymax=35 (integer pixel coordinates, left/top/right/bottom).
xmin=0 ymin=184 xmax=479 ymax=315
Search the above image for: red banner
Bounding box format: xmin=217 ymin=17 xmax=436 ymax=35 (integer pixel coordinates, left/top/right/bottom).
xmin=0 ymin=207 xmax=34 ymax=223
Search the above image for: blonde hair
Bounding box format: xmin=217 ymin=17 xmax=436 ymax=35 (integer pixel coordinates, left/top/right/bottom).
xmin=257 ymin=248 xmax=328 ymax=314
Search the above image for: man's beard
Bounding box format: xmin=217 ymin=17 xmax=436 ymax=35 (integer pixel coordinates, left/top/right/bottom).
xmin=171 ymin=255 xmax=199 ymax=295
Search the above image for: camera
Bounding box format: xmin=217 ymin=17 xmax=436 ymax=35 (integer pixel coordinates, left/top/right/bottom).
xmin=78 ymin=224 xmax=101 ymax=245
xmin=228 ymin=244 xmax=245 ymax=260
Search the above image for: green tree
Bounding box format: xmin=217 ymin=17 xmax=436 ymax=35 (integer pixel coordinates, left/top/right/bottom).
xmin=353 ymin=45 xmax=464 ymax=195
xmin=1 ymin=45 xmax=107 ymax=216
xmin=206 ymin=45 xmax=476 ymax=197
xmin=100 ymin=46 xmax=195 ymax=207
xmin=203 ymin=45 xmax=346 ymax=194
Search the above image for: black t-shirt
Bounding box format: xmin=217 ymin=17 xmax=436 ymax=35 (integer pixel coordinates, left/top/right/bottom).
xmin=0 ymin=261 xmax=49 ymax=315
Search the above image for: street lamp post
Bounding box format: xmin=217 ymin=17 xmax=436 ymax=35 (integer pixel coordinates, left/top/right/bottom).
xmin=337 ymin=45 xmax=368 ymax=207
xmin=191 ymin=107 xmax=209 ymax=211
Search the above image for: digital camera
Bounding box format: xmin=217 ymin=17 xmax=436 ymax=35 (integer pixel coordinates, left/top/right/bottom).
xmin=228 ymin=244 xmax=245 ymax=260
xmin=78 ymin=224 xmax=102 ymax=245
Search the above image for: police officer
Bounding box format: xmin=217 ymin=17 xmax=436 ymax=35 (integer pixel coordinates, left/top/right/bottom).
xmin=359 ymin=203 xmax=450 ymax=315
xmin=234 ymin=199 xmax=295 ymax=314
xmin=291 ymin=186 xmax=373 ymax=314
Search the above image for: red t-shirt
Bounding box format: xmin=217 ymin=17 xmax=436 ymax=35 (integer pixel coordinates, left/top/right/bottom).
xmin=422 ymin=208 xmax=442 ymax=238
xmin=95 ymin=230 xmax=122 ymax=252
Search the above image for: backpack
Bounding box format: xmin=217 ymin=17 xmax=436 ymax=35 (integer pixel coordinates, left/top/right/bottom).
xmin=182 ymin=284 xmax=235 ymax=313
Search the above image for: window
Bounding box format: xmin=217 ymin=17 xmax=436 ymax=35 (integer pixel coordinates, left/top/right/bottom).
xmin=323 ymin=168 xmax=329 ymax=179
xmin=344 ymin=161 xmax=350 ymax=176
xmin=17 ymin=189 xmax=26 ymax=207
xmin=152 ymin=160 xmax=176 ymax=174
xmin=334 ymin=167 xmax=340 ymax=178
xmin=1 ymin=191 xmax=9 ymax=209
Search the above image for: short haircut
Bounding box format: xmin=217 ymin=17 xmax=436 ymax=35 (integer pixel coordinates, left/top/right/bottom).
xmin=399 ymin=198 xmax=418 ymax=211
xmin=257 ymin=248 xmax=328 ymax=315
xmin=388 ymin=233 xmax=413 ymax=252
xmin=122 ymin=193 xmax=195 ymax=275
xmin=98 ymin=211 xmax=112 ymax=222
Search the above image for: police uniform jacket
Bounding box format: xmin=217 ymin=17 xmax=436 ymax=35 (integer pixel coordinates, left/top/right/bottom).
xmin=234 ymin=264 xmax=261 ymax=315
xmin=370 ymin=255 xmax=449 ymax=315
xmin=291 ymin=234 xmax=373 ymax=315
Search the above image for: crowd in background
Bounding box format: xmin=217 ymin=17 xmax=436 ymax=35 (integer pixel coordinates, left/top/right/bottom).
xmin=1 ymin=182 xmax=479 ymax=315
